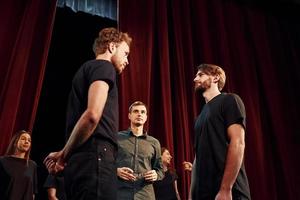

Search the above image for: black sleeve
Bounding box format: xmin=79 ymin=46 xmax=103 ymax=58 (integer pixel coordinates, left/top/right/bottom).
xmin=223 ymin=94 xmax=246 ymax=129
xmin=32 ymin=161 xmax=38 ymax=194
xmin=43 ymin=174 xmax=57 ymax=188
xmin=152 ymin=139 xmax=164 ymax=181
xmin=173 ymin=171 xmax=179 ymax=180
xmin=87 ymin=62 xmax=115 ymax=90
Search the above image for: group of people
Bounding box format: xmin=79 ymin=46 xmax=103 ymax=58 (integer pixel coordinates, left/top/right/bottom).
xmin=0 ymin=27 xmax=251 ymax=200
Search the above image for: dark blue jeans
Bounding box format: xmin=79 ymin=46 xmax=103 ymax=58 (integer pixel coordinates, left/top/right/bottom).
xmin=64 ymin=137 xmax=117 ymax=200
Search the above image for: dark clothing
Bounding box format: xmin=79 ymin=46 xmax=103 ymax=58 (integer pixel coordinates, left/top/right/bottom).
xmin=192 ymin=93 xmax=251 ymax=200
xmin=116 ymin=130 xmax=164 ymax=200
xmin=64 ymin=138 xmax=117 ymax=200
xmin=0 ymin=156 xmax=38 ymax=200
xmin=43 ymin=174 xmax=66 ymax=200
xmin=64 ymin=59 xmax=119 ymax=200
xmin=153 ymin=170 xmax=178 ymax=200
xmin=66 ymin=59 xmax=119 ymax=146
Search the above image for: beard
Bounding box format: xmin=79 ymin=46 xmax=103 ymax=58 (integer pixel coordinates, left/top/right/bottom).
xmin=195 ymin=78 xmax=212 ymax=93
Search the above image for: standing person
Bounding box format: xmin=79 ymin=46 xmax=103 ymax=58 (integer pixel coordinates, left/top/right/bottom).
xmin=153 ymin=147 xmax=181 ymax=200
xmin=191 ymin=64 xmax=251 ymax=200
xmin=116 ymin=101 xmax=164 ymax=200
xmin=0 ymin=130 xmax=38 ymax=200
xmin=44 ymin=27 xmax=132 ymax=200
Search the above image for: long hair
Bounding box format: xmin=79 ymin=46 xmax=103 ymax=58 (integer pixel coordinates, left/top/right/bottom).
xmin=5 ymin=130 xmax=32 ymax=162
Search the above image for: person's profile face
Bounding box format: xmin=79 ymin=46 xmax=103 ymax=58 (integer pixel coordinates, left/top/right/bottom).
xmin=193 ymin=70 xmax=212 ymax=92
xmin=162 ymin=150 xmax=172 ymax=165
xmin=111 ymin=41 xmax=130 ymax=74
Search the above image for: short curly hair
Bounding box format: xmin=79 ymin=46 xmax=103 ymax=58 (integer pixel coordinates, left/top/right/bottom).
xmin=93 ymin=27 xmax=132 ymax=56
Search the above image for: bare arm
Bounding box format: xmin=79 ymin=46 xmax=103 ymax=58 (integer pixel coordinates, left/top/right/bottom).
xmin=47 ymin=188 xmax=58 ymax=200
xmin=174 ymin=180 xmax=181 ymax=200
xmin=215 ymin=124 xmax=245 ymax=200
xmin=61 ymin=80 xmax=109 ymax=161
xmin=44 ymin=80 xmax=109 ymax=172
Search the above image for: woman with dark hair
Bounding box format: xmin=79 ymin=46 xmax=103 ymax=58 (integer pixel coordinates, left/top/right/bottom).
xmin=153 ymin=147 xmax=181 ymax=200
xmin=0 ymin=130 xmax=38 ymax=200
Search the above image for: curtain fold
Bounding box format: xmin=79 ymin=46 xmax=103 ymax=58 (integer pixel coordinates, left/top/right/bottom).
xmin=57 ymin=0 xmax=117 ymax=20
xmin=119 ymin=0 xmax=300 ymax=199
xmin=0 ymin=0 xmax=57 ymax=155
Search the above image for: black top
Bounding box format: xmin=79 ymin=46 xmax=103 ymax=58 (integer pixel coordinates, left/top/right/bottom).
xmin=43 ymin=174 xmax=66 ymax=200
xmin=193 ymin=93 xmax=251 ymax=199
xmin=66 ymin=59 xmax=119 ymax=146
xmin=153 ymin=169 xmax=178 ymax=200
xmin=0 ymin=156 xmax=38 ymax=200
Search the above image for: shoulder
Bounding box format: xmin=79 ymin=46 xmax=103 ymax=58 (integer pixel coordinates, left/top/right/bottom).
xmin=0 ymin=156 xmax=10 ymax=163
xmin=221 ymin=93 xmax=244 ymax=106
xmin=118 ymin=130 xmax=130 ymax=136
xmin=0 ymin=156 xmax=6 ymax=163
xmin=117 ymin=130 xmax=131 ymax=140
xmin=146 ymin=135 xmax=161 ymax=145
xmin=168 ymin=169 xmax=178 ymax=177
xmin=81 ymin=59 xmax=116 ymax=87
xmin=83 ymin=59 xmax=114 ymax=70
xmin=146 ymin=135 xmax=159 ymax=142
xmin=28 ymin=159 xmax=37 ymax=166
xmin=223 ymin=93 xmax=243 ymax=101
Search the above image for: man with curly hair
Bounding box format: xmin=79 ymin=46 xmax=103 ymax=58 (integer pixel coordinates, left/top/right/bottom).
xmin=44 ymin=27 xmax=132 ymax=200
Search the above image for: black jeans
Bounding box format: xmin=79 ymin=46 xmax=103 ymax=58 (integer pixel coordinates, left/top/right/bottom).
xmin=64 ymin=137 xmax=117 ymax=200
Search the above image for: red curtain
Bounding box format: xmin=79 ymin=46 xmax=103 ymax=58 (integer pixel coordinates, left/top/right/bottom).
xmin=119 ymin=0 xmax=300 ymax=199
xmin=0 ymin=0 xmax=57 ymax=155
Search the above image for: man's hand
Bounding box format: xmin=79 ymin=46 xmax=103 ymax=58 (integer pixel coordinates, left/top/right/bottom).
xmin=215 ymin=188 xmax=232 ymax=200
xmin=144 ymin=170 xmax=158 ymax=182
xmin=43 ymin=151 xmax=65 ymax=174
xmin=182 ymin=161 xmax=193 ymax=171
xmin=117 ymin=167 xmax=136 ymax=181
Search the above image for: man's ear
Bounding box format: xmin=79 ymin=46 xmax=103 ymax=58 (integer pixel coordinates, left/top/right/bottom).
xmin=108 ymin=42 xmax=116 ymax=53
xmin=213 ymin=74 xmax=220 ymax=83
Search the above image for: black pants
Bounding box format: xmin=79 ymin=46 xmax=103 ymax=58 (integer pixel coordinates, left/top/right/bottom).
xmin=64 ymin=137 xmax=117 ymax=200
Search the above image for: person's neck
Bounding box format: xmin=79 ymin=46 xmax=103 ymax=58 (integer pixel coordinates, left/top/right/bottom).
xmin=203 ymin=87 xmax=221 ymax=103
xmin=131 ymin=125 xmax=144 ymax=136
xmin=163 ymin=164 xmax=168 ymax=172
xmin=96 ymin=53 xmax=112 ymax=62
xmin=12 ymin=151 xmax=26 ymax=159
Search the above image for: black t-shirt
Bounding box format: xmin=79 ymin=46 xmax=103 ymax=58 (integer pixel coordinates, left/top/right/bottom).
xmin=0 ymin=156 xmax=38 ymax=200
xmin=65 ymin=59 xmax=119 ymax=146
xmin=193 ymin=93 xmax=251 ymax=199
xmin=43 ymin=174 xmax=66 ymax=200
xmin=153 ymin=170 xmax=178 ymax=200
